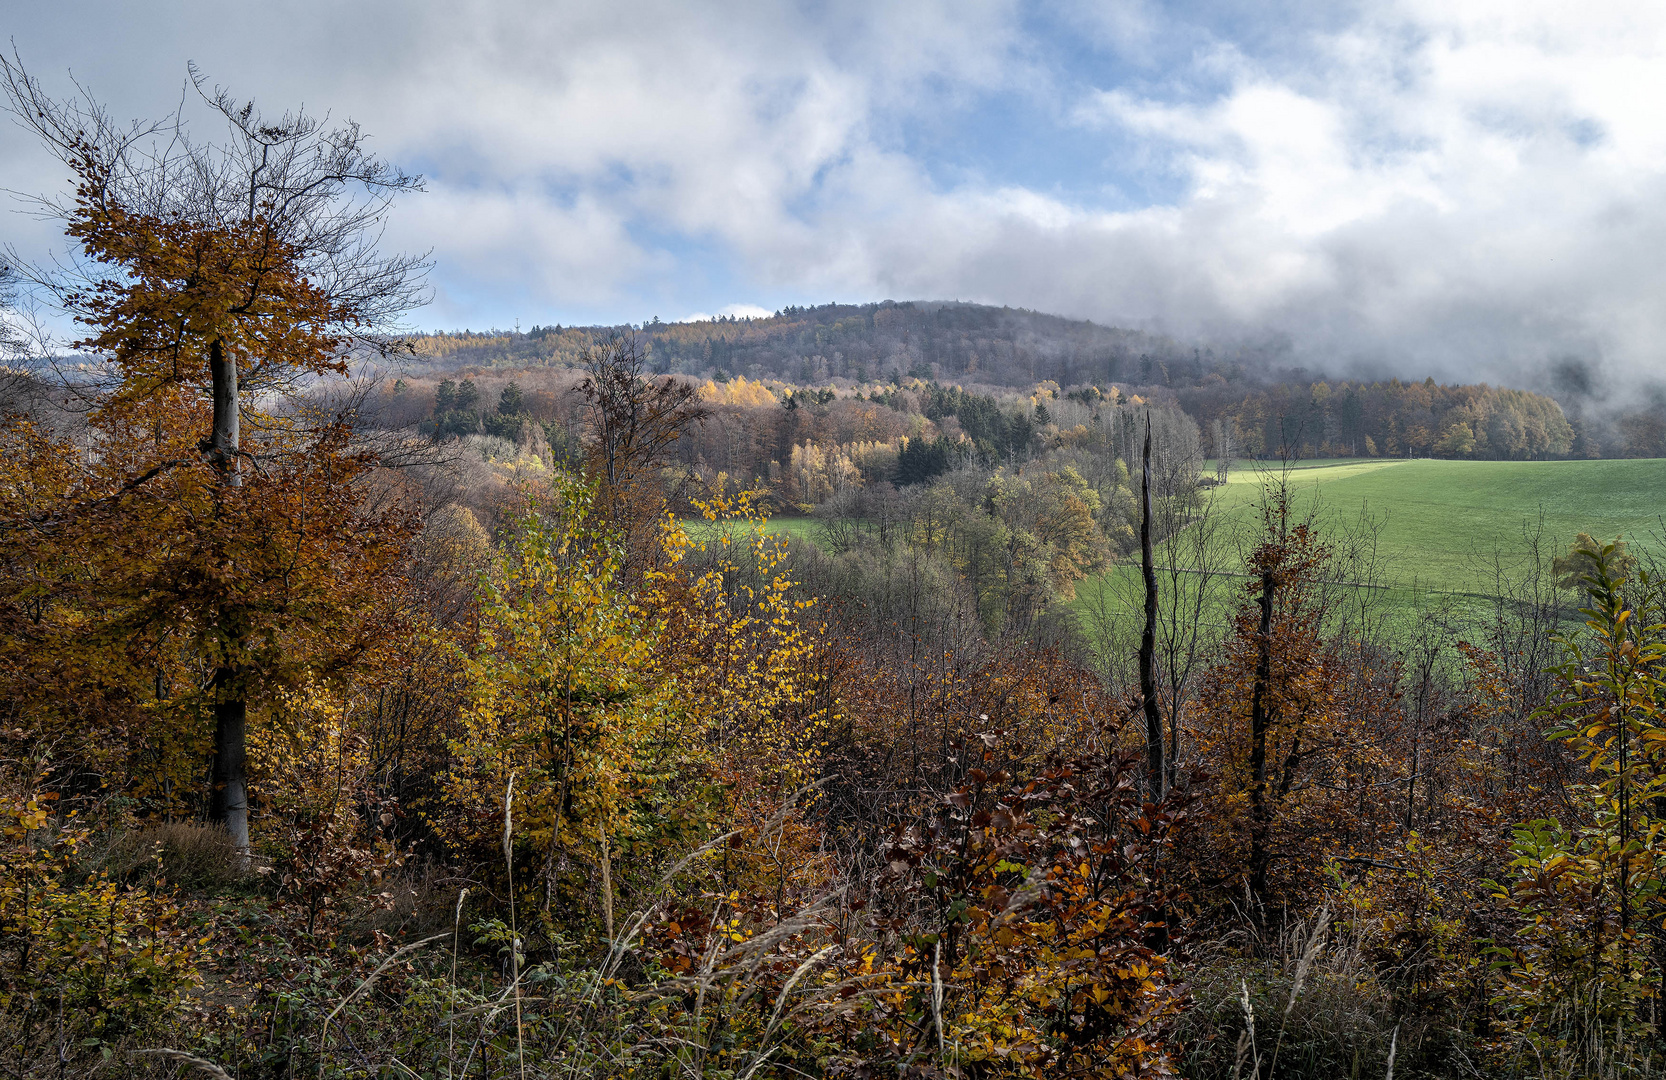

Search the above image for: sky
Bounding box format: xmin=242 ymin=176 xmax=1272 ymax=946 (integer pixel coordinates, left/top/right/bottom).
xmin=3 ymin=0 xmax=1665 ymax=391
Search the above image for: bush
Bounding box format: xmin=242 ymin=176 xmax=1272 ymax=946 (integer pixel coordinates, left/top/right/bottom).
xmin=0 ymin=801 xmax=198 ymax=1062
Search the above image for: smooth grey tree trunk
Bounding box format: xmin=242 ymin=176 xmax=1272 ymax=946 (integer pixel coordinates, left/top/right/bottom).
xmin=206 ymin=337 xmax=250 ymax=856
xmin=209 ymin=688 xmax=249 ymax=855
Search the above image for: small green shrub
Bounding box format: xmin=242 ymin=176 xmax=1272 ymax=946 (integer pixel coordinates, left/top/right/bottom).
xmin=0 ymin=800 xmax=199 ymax=1064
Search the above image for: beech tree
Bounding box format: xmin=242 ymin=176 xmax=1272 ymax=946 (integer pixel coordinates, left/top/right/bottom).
xmin=1 ymin=56 xmax=427 ymax=852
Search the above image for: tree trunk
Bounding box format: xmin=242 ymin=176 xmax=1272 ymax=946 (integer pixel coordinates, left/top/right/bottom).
xmin=1248 ymin=568 xmax=1276 ymax=909
xmin=210 ymin=689 xmax=250 ymax=854
xmin=208 ymin=337 xmax=241 ymax=482
xmin=206 ymin=337 xmax=250 ymax=855
xmin=1140 ymin=413 xmax=1163 ymax=801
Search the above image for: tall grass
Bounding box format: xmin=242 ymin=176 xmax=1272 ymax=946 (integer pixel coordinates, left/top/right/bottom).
xmin=1177 ymin=904 xmax=1477 ymax=1080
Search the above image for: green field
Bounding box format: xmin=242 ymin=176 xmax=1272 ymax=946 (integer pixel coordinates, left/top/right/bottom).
xmin=1077 ymin=457 xmax=1666 ymax=637
xmin=1210 ymin=457 xmax=1666 ymax=589
xmin=760 ymin=516 xmax=823 ymax=545
xmin=691 ymin=458 xmax=1666 ymax=635
xmin=681 ymin=514 xmax=823 ymax=549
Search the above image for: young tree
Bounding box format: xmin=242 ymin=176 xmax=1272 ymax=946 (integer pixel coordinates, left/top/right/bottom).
xmin=1190 ymin=485 xmax=1353 ymax=910
xmin=1486 ymin=537 xmax=1666 ymax=1072
xmin=449 ymin=480 xmax=685 ymax=920
xmin=576 ymin=333 xmax=706 ymax=564
xmin=1 ymin=56 xmax=427 ymax=852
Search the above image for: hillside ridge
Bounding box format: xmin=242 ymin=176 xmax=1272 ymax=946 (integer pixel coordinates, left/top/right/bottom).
xmin=396 ymin=301 xmax=1621 ymax=460
xmin=407 ymin=300 xmax=1275 ymax=388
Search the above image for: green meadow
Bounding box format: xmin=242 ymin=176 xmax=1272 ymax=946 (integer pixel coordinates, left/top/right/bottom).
xmin=1076 ymin=457 xmax=1666 ymax=636
xmin=1207 ymin=457 xmax=1666 ymax=589
xmin=698 ymin=457 xmax=1666 ymax=637
xmin=757 ymin=516 xmax=823 ymax=546
xmin=679 ymin=514 xmax=824 ymax=552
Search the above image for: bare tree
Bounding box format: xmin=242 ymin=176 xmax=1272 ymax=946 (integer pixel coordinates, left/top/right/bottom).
xmin=1081 ymin=404 xmax=1227 ymax=786
xmin=577 ymin=333 xmax=708 ymax=565
xmin=0 ymin=259 xmax=20 ymax=357
xmin=2 ymin=53 xmax=428 ymax=399
xmin=0 ymin=260 xmax=51 ymax=416
xmin=1211 ymin=418 xmax=1235 ymax=484
xmin=579 ymin=334 xmax=704 ymax=489
xmin=1139 ymin=414 xmax=1164 ymax=799
xmin=1151 ymin=485 xmax=1234 ymax=789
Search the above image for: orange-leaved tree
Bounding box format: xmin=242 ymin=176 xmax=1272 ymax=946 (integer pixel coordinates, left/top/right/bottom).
xmin=0 ymin=395 xmax=414 ymax=829
xmin=1189 ymin=486 xmax=1360 ymax=911
xmin=1 ymin=56 xmax=426 ymax=851
xmin=653 ymin=491 xmax=834 ymax=906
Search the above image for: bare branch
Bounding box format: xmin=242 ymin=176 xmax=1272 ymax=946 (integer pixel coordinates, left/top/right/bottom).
xmin=0 ymin=48 xmax=432 ymax=358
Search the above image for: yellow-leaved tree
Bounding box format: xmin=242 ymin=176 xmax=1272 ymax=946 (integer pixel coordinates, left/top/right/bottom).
xmin=668 ymin=492 xmax=829 ymax=789
xmin=445 ymin=476 xmax=834 ymax=930
xmin=447 ymin=477 xmax=703 ymax=926
xmin=656 ymin=492 xmax=835 ymax=903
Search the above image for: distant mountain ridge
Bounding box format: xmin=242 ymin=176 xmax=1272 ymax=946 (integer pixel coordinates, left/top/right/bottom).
xmin=400 ymin=300 xmax=1658 ymax=459
xmin=406 ymin=300 xmax=1259 ymax=388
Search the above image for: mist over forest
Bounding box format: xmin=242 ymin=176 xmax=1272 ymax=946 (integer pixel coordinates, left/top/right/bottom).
xmin=391 ymin=299 xmax=1657 ymax=461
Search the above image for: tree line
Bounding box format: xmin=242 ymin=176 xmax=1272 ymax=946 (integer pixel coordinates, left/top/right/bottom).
xmin=399 ymin=299 xmax=1666 ymax=459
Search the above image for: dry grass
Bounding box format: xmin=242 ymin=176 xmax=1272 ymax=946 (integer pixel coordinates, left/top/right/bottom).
xmin=1175 ymin=907 xmax=1481 ymax=1080
xmin=346 ymin=858 xmax=477 ymax=939
xmin=94 ymin=821 xmax=249 ymax=891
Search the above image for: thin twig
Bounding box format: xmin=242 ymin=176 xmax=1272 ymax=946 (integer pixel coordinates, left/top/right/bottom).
xmin=130 ymin=1049 xmax=233 ymax=1079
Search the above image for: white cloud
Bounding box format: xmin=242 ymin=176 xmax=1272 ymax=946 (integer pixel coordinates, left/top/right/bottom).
xmin=4 ymin=0 xmax=1666 ymax=389
xmin=677 ymin=303 xmax=775 ymax=323
xmin=794 ymin=0 xmax=1666 ymax=386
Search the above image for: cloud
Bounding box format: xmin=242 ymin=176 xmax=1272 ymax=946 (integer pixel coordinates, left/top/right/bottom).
xmin=3 ymin=0 xmax=1664 ymax=390
xmin=797 ymin=0 xmax=1666 ymax=388
xmin=677 ymin=304 xmax=775 ymax=323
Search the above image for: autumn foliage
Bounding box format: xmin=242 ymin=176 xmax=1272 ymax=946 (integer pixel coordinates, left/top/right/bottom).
xmin=2 ymin=63 xmax=1663 ymax=1080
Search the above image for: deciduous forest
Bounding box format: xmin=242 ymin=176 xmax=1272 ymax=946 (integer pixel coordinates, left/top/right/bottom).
xmin=5 ymin=61 xmax=1666 ymax=1080
xmin=399 ymin=303 xmax=1654 ymax=461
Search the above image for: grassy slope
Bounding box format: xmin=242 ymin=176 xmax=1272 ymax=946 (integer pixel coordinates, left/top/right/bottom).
xmin=695 ymin=460 xmax=1666 ymax=632
xmin=1075 ymin=457 xmax=1666 ymax=636
xmin=1210 ymin=458 xmax=1666 ymax=591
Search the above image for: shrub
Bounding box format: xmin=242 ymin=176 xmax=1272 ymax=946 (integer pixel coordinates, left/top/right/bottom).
xmin=0 ymin=799 xmax=198 ymax=1060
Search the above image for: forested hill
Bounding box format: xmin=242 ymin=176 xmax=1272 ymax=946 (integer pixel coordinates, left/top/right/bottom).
xmin=409 ymin=301 xmax=1213 ymax=386
xmin=403 ymin=300 xmax=1644 ymax=458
